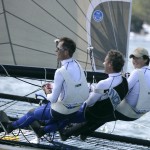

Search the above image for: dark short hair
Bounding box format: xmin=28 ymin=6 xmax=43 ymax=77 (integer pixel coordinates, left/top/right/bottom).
xmin=143 ymin=55 xmax=150 ymax=65
xmin=59 ymin=37 xmax=76 ymax=57
xmin=107 ymin=50 xmax=124 ymax=72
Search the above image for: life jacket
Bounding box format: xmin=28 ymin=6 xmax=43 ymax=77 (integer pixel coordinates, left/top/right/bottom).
xmin=51 ymin=62 xmax=89 ymax=114
xmin=86 ymin=77 xmax=128 ymax=120
xmin=116 ymin=70 xmax=150 ymax=119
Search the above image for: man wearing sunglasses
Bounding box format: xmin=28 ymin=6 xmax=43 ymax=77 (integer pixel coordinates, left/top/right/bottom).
xmin=0 ymin=37 xmax=89 ymax=138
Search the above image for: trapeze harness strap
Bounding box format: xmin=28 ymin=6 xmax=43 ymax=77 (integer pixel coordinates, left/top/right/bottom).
xmin=116 ymin=70 xmax=150 ymax=119
xmin=107 ymin=88 xmax=121 ymax=110
xmin=51 ymin=62 xmax=89 ymax=115
xmin=87 ymin=77 xmax=128 ymax=120
xmin=116 ymin=100 xmax=143 ymax=119
xmin=94 ymin=77 xmax=128 ymax=110
xmin=135 ymin=70 xmax=150 ymax=113
xmin=107 ymin=77 xmax=129 ymax=110
xmin=93 ymin=88 xmax=121 ymax=108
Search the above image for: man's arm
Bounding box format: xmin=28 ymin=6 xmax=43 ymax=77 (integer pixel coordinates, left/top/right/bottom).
xmin=127 ymin=70 xmax=139 ymax=91
xmin=45 ymin=70 xmax=64 ymax=103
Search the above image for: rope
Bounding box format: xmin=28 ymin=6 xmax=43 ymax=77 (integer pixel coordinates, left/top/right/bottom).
xmin=1 ymin=88 xmax=41 ymax=110
xmin=0 ymin=65 xmax=10 ymax=77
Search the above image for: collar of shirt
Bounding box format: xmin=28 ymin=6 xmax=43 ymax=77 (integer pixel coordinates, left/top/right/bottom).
xmin=108 ymin=72 xmax=122 ymax=77
xmin=61 ymin=58 xmax=73 ymax=66
xmin=141 ymin=66 xmax=150 ymax=69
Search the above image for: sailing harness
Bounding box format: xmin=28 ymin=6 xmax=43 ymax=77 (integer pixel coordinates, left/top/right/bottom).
xmin=93 ymin=75 xmax=128 ymax=111
xmin=116 ymin=69 xmax=150 ymax=119
xmin=86 ymin=75 xmax=128 ymax=120
xmin=51 ymin=60 xmax=89 ymax=114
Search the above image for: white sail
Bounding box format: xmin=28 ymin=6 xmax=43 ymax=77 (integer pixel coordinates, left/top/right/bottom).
xmin=86 ymin=0 xmax=132 ymax=71
xmin=0 ymin=0 xmax=132 ymax=72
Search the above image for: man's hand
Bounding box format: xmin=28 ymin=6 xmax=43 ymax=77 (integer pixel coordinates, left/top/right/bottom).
xmin=42 ymin=83 xmax=52 ymax=94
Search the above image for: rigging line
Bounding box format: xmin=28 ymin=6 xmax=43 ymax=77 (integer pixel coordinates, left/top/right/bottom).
xmin=76 ymin=49 xmax=102 ymax=65
xmin=19 ymin=129 xmax=31 ymax=144
xmin=76 ymin=46 xmax=89 ymax=53
xmin=73 ymin=1 xmax=105 ymax=53
xmin=14 ymin=77 xmax=41 ymax=87
xmin=89 ymin=49 xmax=95 ymax=72
xmin=0 ymin=100 xmax=14 ymax=108
xmin=20 ymin=77 xmax=52 ymax=82
xmin=1 ymin=64 xmax=47 ymax=85
xmin=84 ymin=49 xmax=89 ymax=72
xmin=42 ymin=133 xmax=56 ymax=144
xmin=31 ymin=0 xmax=88 ymax=46
xmin=77 ymin=53 xmax=104 ymax=68
xmin=0 ymin=65 xmax=10 ymax=77
xmin=1 ymin=0 xmax=16 ymax=65
xmin=108 ymin=2 xmax=118 ymax=50
xmin=2 ymin=101 xmax=19 ymax=110
xmin=12 ymin=43 xmax=56 ymax=56
xmin=77 ymin=59 xmax=91 ymax=66
xmin=2 ymin=88 xmax=41 ymax=110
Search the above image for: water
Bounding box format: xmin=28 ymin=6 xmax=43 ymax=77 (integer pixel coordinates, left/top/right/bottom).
xmin=0 ymin=34 xmax=150 ymax=142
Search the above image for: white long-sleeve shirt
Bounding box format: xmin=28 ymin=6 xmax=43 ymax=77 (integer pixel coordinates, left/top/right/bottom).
xmin=85 ymin=72 xmax=122 ymax=107
xmin=47 ymin=58 xmax=81 ymax=103
xmin=125 ymin=66 xmax=150 ymax=108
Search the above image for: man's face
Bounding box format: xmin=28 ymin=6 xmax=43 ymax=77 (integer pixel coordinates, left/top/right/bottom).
xmin=103 ymin=55 xmax=113 ymax=74
xmin=132 ymin=56 xmax=147 ymax=69
xmin=56 ymin=41 xmax=69 ymax=61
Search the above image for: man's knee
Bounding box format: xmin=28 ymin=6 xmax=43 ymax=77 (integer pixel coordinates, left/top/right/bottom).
xmin=28 ymin=108 xmax=35 ymax=113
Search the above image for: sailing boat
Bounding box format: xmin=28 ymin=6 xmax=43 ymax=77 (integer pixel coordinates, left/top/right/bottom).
xmin=1 ymin=0 xmax=148 ymax=149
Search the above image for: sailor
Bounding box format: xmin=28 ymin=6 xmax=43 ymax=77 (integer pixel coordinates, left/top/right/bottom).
xmin=117 ymin=47 xmax=150 ymax=119
xmin=59 ymin=50 xmax=129 ymax=140
xmin=0 ymin=37 xmax=89 ymax=137
xmin=59 ymin=48 xmax=150 ymax=141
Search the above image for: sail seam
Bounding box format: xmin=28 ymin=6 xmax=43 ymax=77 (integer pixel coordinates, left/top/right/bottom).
xmin=1 ymin=0 xmax=17 ymax=65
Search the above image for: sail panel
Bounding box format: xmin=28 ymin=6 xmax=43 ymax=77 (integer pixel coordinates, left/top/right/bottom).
xmin=0 ymin=0 xmax=92 ymax=69
xmin=86 ymin=0 xmax=132 ymax=71
xmin=0 ymin=0 xmax=131 ymax=71
xmin=0 ymin=44 xmax=14 ymax=64
xmin=0 ymin=15 xmax=9 ymax=43
xmin=0 ymin=0 xmax=2 ymax=13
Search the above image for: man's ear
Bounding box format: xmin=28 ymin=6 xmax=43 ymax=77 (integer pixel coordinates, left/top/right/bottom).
xmin=108 ymin=62 xmax=112 ymax=67
xmin=144 ymin=59 xmax=147 ymax=64
xmin=64 ymin=50 xmax=69 ymax=56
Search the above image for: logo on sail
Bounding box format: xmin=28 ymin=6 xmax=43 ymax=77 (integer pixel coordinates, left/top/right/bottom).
xmin=93 ymin=10 xmax=103 ymax=22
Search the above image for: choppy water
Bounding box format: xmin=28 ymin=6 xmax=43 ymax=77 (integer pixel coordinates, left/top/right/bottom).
xmin=0 ymin=35 xmax=150 ymax=142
